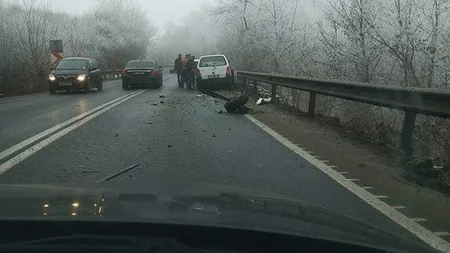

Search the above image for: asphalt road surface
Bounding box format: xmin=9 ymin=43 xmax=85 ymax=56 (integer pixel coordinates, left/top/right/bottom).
xmin=0 ymin=74 xmax=430 ymax=246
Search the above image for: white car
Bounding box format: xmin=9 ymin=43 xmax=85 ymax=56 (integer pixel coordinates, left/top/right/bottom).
xmin=196 ymin=54 xmax=233 ymax=90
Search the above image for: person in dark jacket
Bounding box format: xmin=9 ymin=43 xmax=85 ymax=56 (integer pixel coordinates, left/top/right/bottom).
xmin=186 ymin=56 xmax=196 ymax=89
xmin=181 ymin=54 xmax=190 ymax=88
xmin=174 ymin=54 xmax=183 ymax=87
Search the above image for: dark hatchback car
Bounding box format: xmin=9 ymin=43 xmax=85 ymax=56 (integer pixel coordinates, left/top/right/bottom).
xmin=122 ymin=60 xmax=163 ymax=89
xmin=48 ymin=57 xmax=103 ymax=94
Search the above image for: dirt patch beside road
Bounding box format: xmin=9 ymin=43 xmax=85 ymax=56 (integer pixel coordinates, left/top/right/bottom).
xmin=212 ymin=89 xmax=450 ymax=242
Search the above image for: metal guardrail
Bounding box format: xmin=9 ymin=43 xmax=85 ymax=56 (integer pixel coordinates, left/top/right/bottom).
xmin=238 ymin=70 xmax=450 ymax=157
xmin=102 ymin=70 xmax=123 ymax=80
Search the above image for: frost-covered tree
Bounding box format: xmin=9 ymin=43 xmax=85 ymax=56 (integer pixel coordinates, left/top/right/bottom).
xmin=0 ymin=0 xmax=157 ymax=94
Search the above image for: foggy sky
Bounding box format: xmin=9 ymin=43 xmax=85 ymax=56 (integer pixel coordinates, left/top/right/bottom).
xmin=45 ymin=0 xmax=216 ymax=30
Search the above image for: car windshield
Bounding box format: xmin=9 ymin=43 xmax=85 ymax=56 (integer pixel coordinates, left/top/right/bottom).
xmin=126 ymin=61 xmax=155 ymax=68
xmin=199 ymin=56 xmax=226 ymax=67
xmin=1 ymin=1 xmax=450 ymax=252
xmin=55 ymin=60 xmax=88 ymax=70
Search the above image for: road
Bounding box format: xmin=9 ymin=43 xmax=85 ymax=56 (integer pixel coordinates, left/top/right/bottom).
xmin=0 ymin=74 xmax=436 ymax=248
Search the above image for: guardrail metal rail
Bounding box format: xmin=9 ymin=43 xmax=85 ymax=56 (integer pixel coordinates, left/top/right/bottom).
xmin=237 ymin=71 xmax=450 ymax=158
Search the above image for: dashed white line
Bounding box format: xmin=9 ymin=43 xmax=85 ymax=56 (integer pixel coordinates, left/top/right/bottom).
xmin=362 ymin=186 xmax=374 ymax=190
xmin=392 ymin=206 xmax=406 ymax=209
xmin=339 ymin=171 xmax=349 ymax=175
xmin=375 ymin=196 xmax=389 ymax=199
xmin=244 ymin=114 xmax=450 ymax=253
xmin=435 ymin=232 xmax=450 ymax=237
xmin=348 ymin=178 xmax=360 ymax=182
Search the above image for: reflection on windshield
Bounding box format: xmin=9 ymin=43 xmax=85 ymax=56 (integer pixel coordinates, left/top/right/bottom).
xmin=55 ymin=60 xmax=87 ymax=70
xmin=126 ymin=61 xmax=155 ymax=68
xmin=199 ymin=57 xmax=226 ymax=67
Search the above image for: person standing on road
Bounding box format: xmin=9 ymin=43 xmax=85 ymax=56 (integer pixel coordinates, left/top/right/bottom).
xmin=186 ymin=55 xmax=196 ymax=89
xmin=174 ymin=54 xmax=183 ymax=87
xmin=181 ymin=54 xmax=190 ymax=88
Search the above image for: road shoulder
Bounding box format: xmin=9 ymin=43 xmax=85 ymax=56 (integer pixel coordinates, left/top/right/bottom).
xmin=215 ymin=89 xmax=450 ymax=243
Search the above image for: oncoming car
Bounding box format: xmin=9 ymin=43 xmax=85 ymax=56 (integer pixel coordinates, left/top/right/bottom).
xmin=48 ymin=57 xmax=103 ymax=94
xmin=122 ymin=60 xmax=163 ymax=89
xmin=196 ymin=54 xmax=232 ymax=90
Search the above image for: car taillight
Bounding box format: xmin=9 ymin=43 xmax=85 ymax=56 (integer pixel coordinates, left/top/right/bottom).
xmin=123 ymin=69 xmax=129 ymax=75
xmin=151 ymin=69 xmax=157 ymax=76
xmin=226 ymin=66 xmax=231 ymax=75
xmin=196 ymin=68 xmax=201 ymax=76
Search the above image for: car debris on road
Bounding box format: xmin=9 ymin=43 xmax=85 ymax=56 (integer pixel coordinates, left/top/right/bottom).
xmin=224 ymin=94 xmax=250 ymax=113
xmin=256 ymin=97 xmax=272 ymax=105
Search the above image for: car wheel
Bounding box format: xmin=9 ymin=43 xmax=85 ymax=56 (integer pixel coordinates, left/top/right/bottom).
xmin=97 ymin=80 xmax=103 ymax=91
xmin=84 ymin=80 xmax=92 ymax=93
xmin=49 ymin=86 xmax=57 ymax=94
xmin=197 ymin=81 xmax=205 ymax=91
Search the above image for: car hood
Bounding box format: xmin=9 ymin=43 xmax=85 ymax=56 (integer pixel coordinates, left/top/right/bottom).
xmin=50 ymin=69 xmax=88 ymax=76
xmin=0 ymin=180 xmax=432 ymax=252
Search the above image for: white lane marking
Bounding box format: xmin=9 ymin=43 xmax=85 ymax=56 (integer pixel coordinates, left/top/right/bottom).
xmin=362 ymin=186 xmax=374 ymax=190
xmin=348 ymin=178 xmax=360 ymax=182
xmin=244 ymin=114 xmax=450 ymax=253
xmin=435 ymin=232 xmax=450 ymax=237
xmin=0 ymin=90 xmax=140 ymax=162
xmin=375 ymin=195 xmax=389 ymax=199
xmin=329 ymin=165 xmax=338 ymax=168
xmin=0 ymin=90 xmax=146 ymax=175
xmin=339 ymin=172 xmax=349 ymax=174
xmin=393 ymin=206 xmax=407 ymax=209
xmin=411 ymin=218 xmax=428 ymax=222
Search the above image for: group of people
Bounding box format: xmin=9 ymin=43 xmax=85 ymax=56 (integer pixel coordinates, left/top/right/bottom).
xmin=174 ymin=54 xmax=197 ymax=89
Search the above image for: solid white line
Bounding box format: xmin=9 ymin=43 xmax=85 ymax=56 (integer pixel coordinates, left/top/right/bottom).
xmin=0 ymin=90 xmax=146 ymax=175
xmin=411 ymin=218 xmax=428 ymax=222
xmin=0 ymin=90 xmax=141 ymax=162
xmin=244 ymin=114 xmax=450 ymax=253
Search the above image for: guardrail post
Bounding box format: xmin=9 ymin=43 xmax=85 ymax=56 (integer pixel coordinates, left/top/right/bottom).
xmin=271 ymin=84 xmax=276 ymax=103
xmin=308 ymin=92 xmax=317 ymax=117
xmin=240 ymin=77 xmax=246 ymax=92
xmin=400 ymin=112 xmax=417 ymax=159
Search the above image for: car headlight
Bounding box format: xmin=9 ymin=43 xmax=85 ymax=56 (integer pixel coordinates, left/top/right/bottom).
xmin=49 ymin=75 xmax=56 ymax=81
xmin=77 ymin=74 xmax=87 ymax=82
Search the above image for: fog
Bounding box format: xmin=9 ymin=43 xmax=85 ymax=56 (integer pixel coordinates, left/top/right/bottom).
xmin=2 ymin=0 xmax=450 ymax=170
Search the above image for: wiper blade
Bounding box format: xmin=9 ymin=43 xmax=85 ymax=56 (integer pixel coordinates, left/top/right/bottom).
xmin=1 ymin=235 xmax=139 ymax=246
